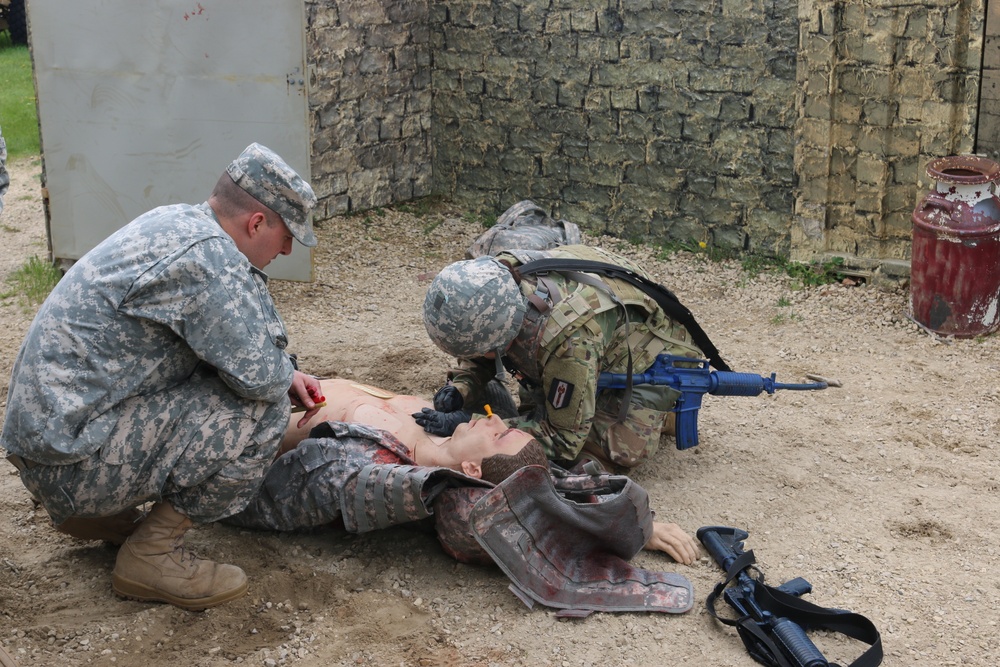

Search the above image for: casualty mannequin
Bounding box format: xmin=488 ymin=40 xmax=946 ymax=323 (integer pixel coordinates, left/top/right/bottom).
xmin=271 ymin=378 xmax=699 ymax=564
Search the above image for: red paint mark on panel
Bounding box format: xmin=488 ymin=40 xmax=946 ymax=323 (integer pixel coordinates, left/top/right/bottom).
xmin=183 ymin=4 xmax=207 ymax=21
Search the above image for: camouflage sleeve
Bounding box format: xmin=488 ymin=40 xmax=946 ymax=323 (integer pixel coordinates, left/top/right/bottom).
xmin=513 ymin=326 xmax=607 ymax=462
xmin=121 ymin=239 xmax=294 ymax=403
xmin=447 ymin=357 xmax=499 ymax=407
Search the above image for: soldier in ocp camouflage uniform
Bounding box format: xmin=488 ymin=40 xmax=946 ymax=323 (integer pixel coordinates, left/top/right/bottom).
xmin=418 ymin=244 xmax=705 ymax=472
xmin=1 ymin=143 xmax=324 ymax=611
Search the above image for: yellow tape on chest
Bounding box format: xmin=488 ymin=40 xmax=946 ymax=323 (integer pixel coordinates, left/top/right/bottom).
xmin=350 ymin=383 xmax=396 ymax=399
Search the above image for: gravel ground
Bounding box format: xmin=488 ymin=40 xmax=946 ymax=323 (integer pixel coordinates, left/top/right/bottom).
xmin=1 ymin=155 xmax=999 ymax=666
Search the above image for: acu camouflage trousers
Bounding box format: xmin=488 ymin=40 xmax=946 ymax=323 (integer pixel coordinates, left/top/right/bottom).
xmin=15 ymin=366 xmax=288 ymax=524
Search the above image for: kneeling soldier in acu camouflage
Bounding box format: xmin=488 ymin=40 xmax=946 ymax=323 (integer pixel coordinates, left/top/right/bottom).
xmin=1 ymin=143 xmax=325 ymax=611
xmin=419 ymin=244 xmax=720 ymax=473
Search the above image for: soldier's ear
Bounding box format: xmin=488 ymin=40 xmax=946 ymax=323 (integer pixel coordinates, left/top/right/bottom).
xmin=460 ymin=461 xmax=482 ymax=478
xmin=246 ymin=211 xmax=267 ymax=238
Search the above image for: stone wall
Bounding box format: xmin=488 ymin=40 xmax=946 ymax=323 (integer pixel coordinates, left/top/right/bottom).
xmin=977 ymin=3 xmax=1000 ymax=161
xmin=304 ymin=0 xmax=986 ymax=268
xmin=793 ymin=0 xmax=982 ymax=267
xmin=430 ymin=0 xmax=801 ymax=255
xmin=305 ymin=0 xmax=433 ymax=219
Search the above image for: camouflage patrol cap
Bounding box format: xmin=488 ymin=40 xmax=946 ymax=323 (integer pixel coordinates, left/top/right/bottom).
xmin=227 ymin=142 xmax=318 ymax=247
xmin=424 ymin=256 xmax=527 ymax=358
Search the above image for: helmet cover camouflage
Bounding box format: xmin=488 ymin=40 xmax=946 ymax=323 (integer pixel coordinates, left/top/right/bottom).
xmin=423 ymin=256 xmax=527 ymax=358
xmin=227 ymin=142 xmax=318 ymax=247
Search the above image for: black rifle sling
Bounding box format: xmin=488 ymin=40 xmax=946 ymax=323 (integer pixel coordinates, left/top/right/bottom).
xmin=705 ymin=550 xmax=797 ymax=667
xmin=705 ymin=549 xmax=884 ymax=667
xmin=517 ymin=258 xmax=732 ymax=371
xmin=752 ymin=582 xmax=883 ymax=667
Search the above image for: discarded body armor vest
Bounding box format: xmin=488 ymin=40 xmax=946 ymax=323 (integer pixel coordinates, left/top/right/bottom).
xmin=468 ymin=465 xmax=693 ymax=616
xmin=465 ymin=200 xmax=582 ymax=260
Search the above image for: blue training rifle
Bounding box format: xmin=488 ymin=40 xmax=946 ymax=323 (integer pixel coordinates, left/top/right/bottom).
xmin=597 ymin=354 xmax=828 ymax=450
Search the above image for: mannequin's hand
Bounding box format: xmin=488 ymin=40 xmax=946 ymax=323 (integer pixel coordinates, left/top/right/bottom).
xmin=644 ymin=521 xmax=700 ymax=565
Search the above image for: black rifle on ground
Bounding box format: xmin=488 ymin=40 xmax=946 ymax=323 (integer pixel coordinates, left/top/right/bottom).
xmin=697 ymin=526 xmax=883 ymax=667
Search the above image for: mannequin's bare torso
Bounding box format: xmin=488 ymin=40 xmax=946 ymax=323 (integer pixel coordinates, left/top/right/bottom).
xmin=280 ymin=378 xmax=443 ymax=457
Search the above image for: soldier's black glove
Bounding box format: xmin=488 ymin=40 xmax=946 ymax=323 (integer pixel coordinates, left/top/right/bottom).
xmin=412 ymin=408 xmax=471 ymax=436
xmin=432 ymin=384 xmax=465 ymax=413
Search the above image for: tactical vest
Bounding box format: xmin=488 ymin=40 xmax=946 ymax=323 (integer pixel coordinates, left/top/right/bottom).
xmin=499 ymin=245 xmax=701 ymax=384
xmin=468 ymin=465 xmax=693 ymax=615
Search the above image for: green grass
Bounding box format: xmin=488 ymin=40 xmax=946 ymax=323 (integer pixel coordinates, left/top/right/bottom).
xmin=784 ymin=256 xmax=846 ymax=287
xmin=1 ymin=255 xmax=61 ymax=308
xmin=739 ymin=252 xmax=778 ymax=275
xmin=0 ymin=36 xmax=40 ymax=158
xmin=740 ymin=252 xmax=846 ymax=288
xmin=770 ymin=311 xmax=802 ymax=325
xmin=461 ymin=210 xmax=497 ymax=229
xmin=396 ymin=195 xmax=446 ymax=218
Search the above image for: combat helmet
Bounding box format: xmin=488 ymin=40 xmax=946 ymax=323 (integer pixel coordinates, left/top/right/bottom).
xmin=423 ymin=256 xmax=527 ymax=360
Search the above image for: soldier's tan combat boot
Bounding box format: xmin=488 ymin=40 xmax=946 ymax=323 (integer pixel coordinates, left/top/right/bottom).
xmin=111 ymin=502 xmax=247 ymax=611
xmin=55 ymin=507 xmax=144 ymax=545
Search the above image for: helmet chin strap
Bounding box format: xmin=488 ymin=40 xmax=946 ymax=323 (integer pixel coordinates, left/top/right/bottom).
xmin=494 ymin=351 xmax=507 ymax=382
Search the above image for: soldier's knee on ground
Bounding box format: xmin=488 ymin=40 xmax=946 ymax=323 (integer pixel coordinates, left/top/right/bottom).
xmin=661 ymin=411 xmax=676 ymax=437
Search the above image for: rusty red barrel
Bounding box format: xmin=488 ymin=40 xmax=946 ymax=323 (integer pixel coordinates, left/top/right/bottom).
xmin=910 ymin=155 xmax=1000 ymax=337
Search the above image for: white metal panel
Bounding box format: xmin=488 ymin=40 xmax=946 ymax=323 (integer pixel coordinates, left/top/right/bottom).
xmin=28 ymin=0 xmax=313 ymax=281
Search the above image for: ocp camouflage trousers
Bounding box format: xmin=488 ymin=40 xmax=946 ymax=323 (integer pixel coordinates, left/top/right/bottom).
xmin=583 ymin=384 xmax=679 ymax=471
xmin=16 ymin=367 xmax=288 ymax=524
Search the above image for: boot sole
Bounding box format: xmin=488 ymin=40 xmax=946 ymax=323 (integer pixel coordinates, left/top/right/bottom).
xmin=111 ymin=573 xmax=247 ymax=611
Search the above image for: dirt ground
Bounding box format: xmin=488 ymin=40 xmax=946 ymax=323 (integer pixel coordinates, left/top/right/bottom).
xmin=1 ymin=154 xmax=998 ymax=666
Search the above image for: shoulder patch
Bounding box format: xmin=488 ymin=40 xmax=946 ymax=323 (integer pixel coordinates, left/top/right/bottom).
xmin=547 ymin=378 xmax=575 ymax=410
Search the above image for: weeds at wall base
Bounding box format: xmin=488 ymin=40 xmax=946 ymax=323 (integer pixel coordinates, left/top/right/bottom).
xmin=0 ymin=255 xmax=61 ymax=309
xmin=655 ymin=241 xmax=849 ymax=289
